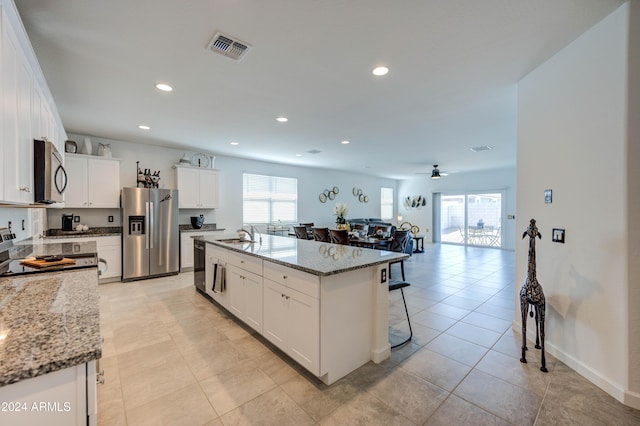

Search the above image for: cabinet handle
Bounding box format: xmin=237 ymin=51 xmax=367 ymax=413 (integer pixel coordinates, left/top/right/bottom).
xmin=281 ymin=293 xmax=285 ymax=298
xmin=283 ymin=275 xmax=288 ymax=280
xmin=285 ymin=295 xmax=290 ymax=300
xmin=96 ymin=371 xmax=105 ymax=385
xmin=19 ymin=187 xmax=30 ymax=192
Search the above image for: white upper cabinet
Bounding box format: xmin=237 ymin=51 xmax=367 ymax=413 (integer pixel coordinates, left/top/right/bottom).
xmin=1 ymin=5 xmax=33 ymax=203
xmin=0 ymin=1 xmax=67 ymax=204
xmin=174 ymin=165 xmax=219 ymax=209
xmin=64 ymin=154 xmax=121 ymax=208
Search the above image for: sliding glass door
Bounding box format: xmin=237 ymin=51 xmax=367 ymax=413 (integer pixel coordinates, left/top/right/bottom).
xmin=439 ymin=192 xmax=503 ymax=248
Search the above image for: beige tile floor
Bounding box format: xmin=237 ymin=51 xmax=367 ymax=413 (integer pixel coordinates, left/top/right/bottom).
xmin=97 ymin=244 xmax=640 ymax=425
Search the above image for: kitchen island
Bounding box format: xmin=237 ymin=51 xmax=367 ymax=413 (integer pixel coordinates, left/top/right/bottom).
xmin=200 ymin=233 xmax=409 ymax=385
xmin=0 ymin=267 xmax=102 ymax=425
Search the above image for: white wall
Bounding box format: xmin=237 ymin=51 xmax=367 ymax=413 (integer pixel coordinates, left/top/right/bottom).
xmin=517 ymin=2 xmax=637 ymax=407
xmin=59 ymin=133 xmax=398 ymax=233
xmin=398 ymin=168 xmax=516 ymax=250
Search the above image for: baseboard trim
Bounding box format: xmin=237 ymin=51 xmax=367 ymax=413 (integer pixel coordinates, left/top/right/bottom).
xmin=511 ymin=322 xmax=635 ymax=408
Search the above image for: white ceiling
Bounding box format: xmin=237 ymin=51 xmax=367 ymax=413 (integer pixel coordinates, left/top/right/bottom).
xmin=15 ymin=0 xmax=623 ymax=179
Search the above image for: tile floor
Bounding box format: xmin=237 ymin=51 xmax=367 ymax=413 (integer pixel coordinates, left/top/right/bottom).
xmin=97 ymin=244 xmax=640 ymax=425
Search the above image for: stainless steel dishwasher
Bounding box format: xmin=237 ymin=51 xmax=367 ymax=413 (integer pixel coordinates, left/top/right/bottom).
xmin=193 ymin=239 xmax=206 ymax=292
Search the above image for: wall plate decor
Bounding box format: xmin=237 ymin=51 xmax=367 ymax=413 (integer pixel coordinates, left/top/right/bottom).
xmin=333 ymin=186 xmax=339 ymax=194
xmin=319 ymin=193 xmax=327 ymax=203
xmin=544 ymin=189 xmax=552 ymax=204
xmin=328 ymin=191 xmax=336 ymax=200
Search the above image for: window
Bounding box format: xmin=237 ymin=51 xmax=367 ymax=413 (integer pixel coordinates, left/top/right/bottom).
xmin=381 ymin=187 xmax=394 ymax=220
xmin=243 ymin=173 xmax=297 ymax=224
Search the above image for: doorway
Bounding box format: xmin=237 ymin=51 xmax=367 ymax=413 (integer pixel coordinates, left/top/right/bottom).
xmin=437 ymin=192 xmax=503 ymax=248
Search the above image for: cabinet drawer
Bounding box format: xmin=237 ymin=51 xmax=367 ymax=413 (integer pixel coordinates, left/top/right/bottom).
xmin=263 ymin=261 xmax=319 ymax=299
xmin=228 ymin=251 xmax=262 ymax=275
xmin=206 ymin=244 xmax=228 ymax=262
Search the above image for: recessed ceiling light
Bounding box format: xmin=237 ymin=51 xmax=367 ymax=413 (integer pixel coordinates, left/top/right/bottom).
xmin=230 ymin=141 xmax=239 ymax=146
xmin=295 ymin=154 xmax=303 ymax=157
xmin=138 ymin=125 xmax=151 ymax=130
xmin=155 ymin=83 xmax=173 ymax=92
xmin=341 ymin=140 xmax=350 ymax=145
xmin=276 ymin=117 xmax=288 ymax=122
xmin=372 ymin=66 xmax=389 ymax=76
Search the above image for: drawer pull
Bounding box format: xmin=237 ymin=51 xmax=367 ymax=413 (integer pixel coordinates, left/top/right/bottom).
xmin=283 ymin=275 xmax=288 ymax=280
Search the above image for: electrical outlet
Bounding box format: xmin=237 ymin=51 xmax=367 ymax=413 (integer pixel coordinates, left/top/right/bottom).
xmin=108 ymin=215 xmax=114 ymax=223
xmin=74 ymin=216 xmax=80 ymax=223
xmin=508 ymin=214 xmax=515 ymax=220
xmin=381 ymin=269 xmax=387 ymax=283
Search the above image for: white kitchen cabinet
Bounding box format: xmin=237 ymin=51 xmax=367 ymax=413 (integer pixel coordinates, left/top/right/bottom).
xmin=180 ymin=231 xmax=222 ymax=270
xmin=263 ymin=262 xmax=320 ymax=375
xmin=95 ymin=235 xmax=121 ymax=282
xmin=174 ymin=165 xmax=219 ymax=208
xmin=227 ymin=251 xmax=263 ymax=333
xmin=0 ymin=360 xmax=97 ymax=426
xmin=1 ymin=6 xmax=33 ymax=203
xmin=64 ymin=154 xmax=121 ymax=208
xmin=0 ymin=1 xmax=66 ymax=204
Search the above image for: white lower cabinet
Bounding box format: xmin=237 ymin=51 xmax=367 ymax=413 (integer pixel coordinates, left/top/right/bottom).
xmin=0 ymin=360 xmax=97 ymax=426
xmin=263 ymin=262 xmax=320 ymax=375
xmin=227 ymin=264 xmax=263 ymax=333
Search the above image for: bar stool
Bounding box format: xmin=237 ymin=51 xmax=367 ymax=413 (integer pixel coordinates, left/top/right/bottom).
xmin=389 ymin=281 xmax=413 ymax=348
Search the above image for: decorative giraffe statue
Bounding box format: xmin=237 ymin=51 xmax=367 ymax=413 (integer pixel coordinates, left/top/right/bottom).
xmin=519 ymin=218 xmax=548 ymax=372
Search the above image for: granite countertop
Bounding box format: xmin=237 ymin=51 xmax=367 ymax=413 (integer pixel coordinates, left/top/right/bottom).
xmin=45 ymin=226 xmax=122 ymax=238
xmin=202 ymin=233 xmax=408 ymax=277
xmin=0 ymin=268 xmax=102 ymax=386
xmin=179 ymin=224 xmax=225 ymax=233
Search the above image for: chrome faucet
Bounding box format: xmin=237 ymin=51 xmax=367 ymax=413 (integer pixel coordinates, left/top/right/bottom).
xmin=236 ymin=224 xmax=262 ymax=243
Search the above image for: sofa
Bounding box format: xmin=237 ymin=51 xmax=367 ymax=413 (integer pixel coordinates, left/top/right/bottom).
xmin=348 ymin=218 xmax=413 ymax=254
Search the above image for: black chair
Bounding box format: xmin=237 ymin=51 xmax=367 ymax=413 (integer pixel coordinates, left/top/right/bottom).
xmin=389 ymin=281 xmax=413 ymax=348
xmin=330 ymin=229 xmax=350 ymax=245
xmin=388 ymin=229 xmax=410 ymax=280
xmin=293 ymin=226 xmax=310 ymax=239
xmin=312 ymin=227 xmax=331 ymax=242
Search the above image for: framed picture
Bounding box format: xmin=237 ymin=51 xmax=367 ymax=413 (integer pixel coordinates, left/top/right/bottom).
xmin=544 ymin=189 xmax=552 ymax=204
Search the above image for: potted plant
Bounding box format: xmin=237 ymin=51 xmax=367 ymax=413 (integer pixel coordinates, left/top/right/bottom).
xmin=334 ymin=202 xmax=349 ymax=229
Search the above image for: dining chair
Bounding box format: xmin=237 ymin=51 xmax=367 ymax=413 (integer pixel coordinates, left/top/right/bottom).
xmin=388 ymin=230 xmax=410 ymax=281
xmin=293 ymin=226 xmax=310 ymax=239
xmin=300 ymin=222 xmax=314 ymax=239
xmin=389 ymin=281 xmax=413 ymax=348
xmin=312 ymin=227 xmax=331 ymax=242
xmin=330 ymin=229 xmax=350 ymax=245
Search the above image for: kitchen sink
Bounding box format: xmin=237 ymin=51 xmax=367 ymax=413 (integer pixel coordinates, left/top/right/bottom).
xmin=217 ymin=238 xmax=256 ymax=244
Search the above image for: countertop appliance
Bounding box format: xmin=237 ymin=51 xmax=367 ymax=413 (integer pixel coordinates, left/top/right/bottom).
xmin=34 ymin=139 xmax=67 ymax=204
xmin=0 ymin=228 xmax=102 ymax=277
xmin=121 ymin=187 xmax=179 ymax=282
xmin=194 ymin=238 xmax=206 ymax=292
xmin=62 ymin=214 xmax=74 ymax=231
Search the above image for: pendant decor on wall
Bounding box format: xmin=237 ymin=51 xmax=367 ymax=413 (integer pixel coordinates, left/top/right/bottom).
xmin=319 ymin=186 xmax=339 ymax=203
xmin=352 ymin=187 xmax=369 ymax=203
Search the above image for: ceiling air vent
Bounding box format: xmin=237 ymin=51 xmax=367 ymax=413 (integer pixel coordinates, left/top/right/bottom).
xmin=207 ymin=32 xmax=252 ymax=61
xmin=307 ymin=149 xmax=322 ymax=154
xmin=470 ymin=145 xmax=493 ymax=152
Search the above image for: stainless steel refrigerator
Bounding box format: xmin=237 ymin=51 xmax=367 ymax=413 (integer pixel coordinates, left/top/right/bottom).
xmin=121 ymin=187 xmax=179 ymax=281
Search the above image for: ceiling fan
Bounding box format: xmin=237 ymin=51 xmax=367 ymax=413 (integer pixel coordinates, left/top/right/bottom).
xmin=416 ymin=165 xmax=450 ymax=179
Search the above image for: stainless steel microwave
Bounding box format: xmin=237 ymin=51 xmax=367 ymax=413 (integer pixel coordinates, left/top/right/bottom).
xmin=34 ymin=139 xmax=67 ymax=204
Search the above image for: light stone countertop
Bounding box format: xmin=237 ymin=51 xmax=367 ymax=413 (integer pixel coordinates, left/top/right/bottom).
xmin=0 ymin=268 xmax=102 ymax=386
xmin=203 ymin=233 xmax=409 ymax=277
